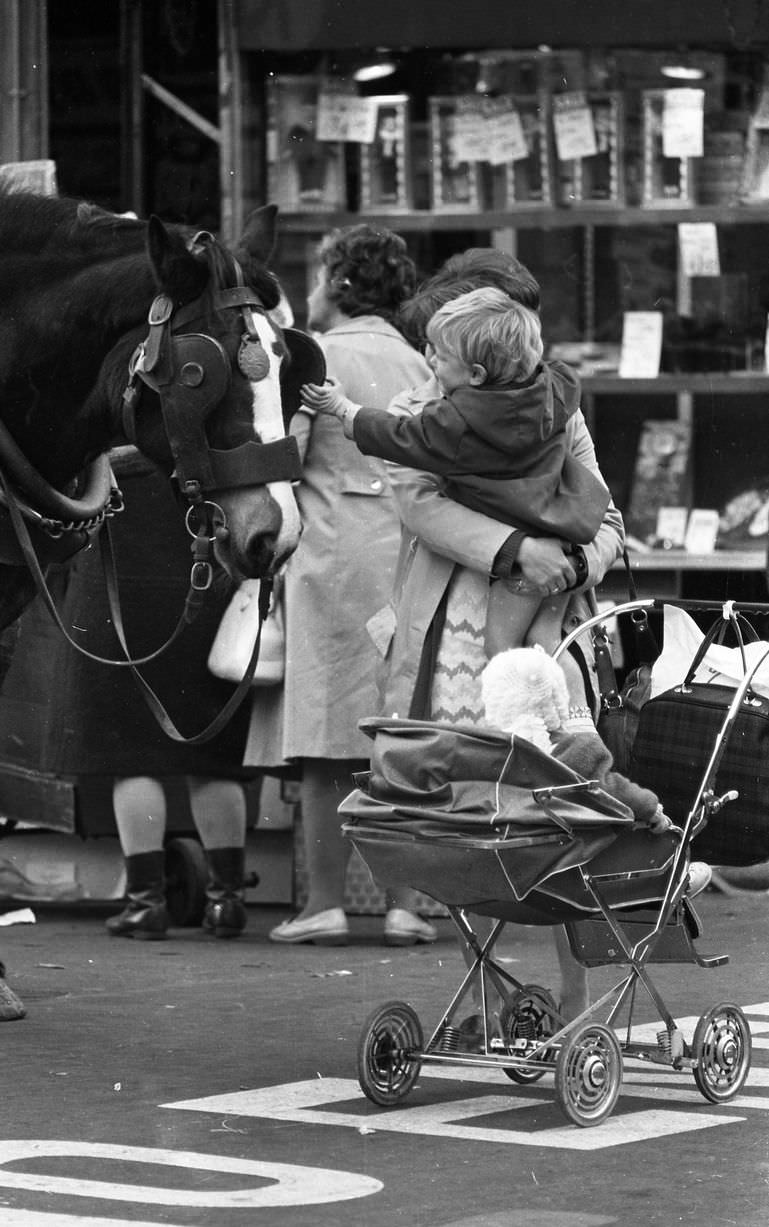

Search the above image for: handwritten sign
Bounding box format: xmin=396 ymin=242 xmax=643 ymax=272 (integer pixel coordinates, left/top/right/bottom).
xmin=662 ymin=89 xmax=704 ymax=158
xmin=316 ymin=91 xmax=377 ymax=143
xmin=0 ymin=159 xmax=57 ymax=195
xmin=552 ymin=92 xmax=597 ymax=161
xmin=619 ymin=311 xmax=664 ymax=379
xmin=485 ymin=98 xmax=529 ymax=165
xmin=678 ymin=222 xmax=720 ymax=277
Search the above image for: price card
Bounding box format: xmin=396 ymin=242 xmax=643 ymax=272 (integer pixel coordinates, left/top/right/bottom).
xmin=485 ymin=98 xmax=529 ymax=165
xmin=678 ymin=223 xmax=720 ymax=277
xmin=662 ymin=89 xmax=704 ymax=158
xmin=316 ymin=90 xmax=377 ymax=143
xmin=656 ymin=506 xmax=689 ymax=548
xmin=619 ymin=311 xmax=664 ymax=378
xmin=450 ymin=99 xmax=487 ymax=164
xmin=552 ymin=92 xmax=597 ymax=161
xmin=684 ymin=508 xmax=720 ymax=555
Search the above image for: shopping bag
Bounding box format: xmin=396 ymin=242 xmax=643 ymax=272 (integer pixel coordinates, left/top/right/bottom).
xmin=207 ymin=579 xmax=285 ymax=686
xmin=630 ymin=608 xmax=769 ymax=866
xmin=651 ymin=603 xmax=769 ymax=700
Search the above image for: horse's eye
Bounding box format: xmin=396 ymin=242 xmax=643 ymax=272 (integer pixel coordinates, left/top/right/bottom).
xmin=238 ymin=336 xmax=271 ymax=381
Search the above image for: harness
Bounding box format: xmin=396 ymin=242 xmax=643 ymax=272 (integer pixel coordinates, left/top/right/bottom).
xmin=0 ymin=255 xmax=325 ymax=743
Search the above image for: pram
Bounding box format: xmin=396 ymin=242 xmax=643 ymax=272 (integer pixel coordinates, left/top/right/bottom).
xmin=341 ymin=599 xmax=762 ymax=1127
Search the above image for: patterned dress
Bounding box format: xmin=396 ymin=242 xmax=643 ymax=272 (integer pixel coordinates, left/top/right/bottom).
xmin=429 ymin=568 xmax=490 ymax=727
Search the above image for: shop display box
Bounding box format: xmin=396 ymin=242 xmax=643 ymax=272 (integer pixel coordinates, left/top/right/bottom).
xmin=429 ymin=93 xmax=552 ymax=211
xmin=359 ymin=95 xmax=413 ymax=212
xmin=556 ymin=92 xmax=624 ymax=206
xmin=641 ymin=89 xmax=695 ymax=206
xmin=266 ymin=75 xmax=347 ymax=212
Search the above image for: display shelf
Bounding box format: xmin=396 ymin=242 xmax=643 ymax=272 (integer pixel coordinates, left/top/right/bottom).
xmin=620 ymin=550 xmax=765 ymax=572
xmin=279 ymin=203 xmax=769 ymax=234
xmin=583 ymin=374 xmax=769 ymax=394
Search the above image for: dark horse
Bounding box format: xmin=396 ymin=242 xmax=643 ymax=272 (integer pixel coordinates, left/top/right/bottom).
xmin=0 ymin=191 xmax=312 ymax=638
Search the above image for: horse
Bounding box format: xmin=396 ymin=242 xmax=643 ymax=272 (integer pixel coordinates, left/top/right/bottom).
xmin=0 ymin=190 xmax=320 ymax=641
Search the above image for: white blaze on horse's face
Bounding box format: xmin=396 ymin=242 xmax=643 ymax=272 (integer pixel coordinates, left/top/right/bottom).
xmin=245 ymin=307 xmax=300 ymax=561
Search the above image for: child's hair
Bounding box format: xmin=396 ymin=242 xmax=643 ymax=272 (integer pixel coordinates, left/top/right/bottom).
xmin=426 ymin=286 xmax=543 ymax=385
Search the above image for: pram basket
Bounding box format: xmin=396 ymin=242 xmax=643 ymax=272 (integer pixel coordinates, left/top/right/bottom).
xmin=342 ymin=599 xmax=760 ymax=1126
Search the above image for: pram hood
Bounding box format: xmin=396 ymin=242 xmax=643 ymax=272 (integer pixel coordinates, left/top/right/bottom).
xmin=342 ymin=718 xmax=679 ymax=914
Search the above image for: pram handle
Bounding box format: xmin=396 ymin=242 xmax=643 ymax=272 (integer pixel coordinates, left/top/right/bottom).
xmin=556 ymin=596 xmax=769 ymax=660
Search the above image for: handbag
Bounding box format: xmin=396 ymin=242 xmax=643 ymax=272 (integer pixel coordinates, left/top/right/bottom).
xmin=594 ymin=553 xmax=659 ymax=775
xmin=629 ymin=609 xmax=769 ymax=867
xmin=207 ymin=578 xmax=285 ymax=686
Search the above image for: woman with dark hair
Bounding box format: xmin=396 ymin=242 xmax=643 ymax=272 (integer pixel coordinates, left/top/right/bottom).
xmin=245 ymin=224 xmax=434 ymax=946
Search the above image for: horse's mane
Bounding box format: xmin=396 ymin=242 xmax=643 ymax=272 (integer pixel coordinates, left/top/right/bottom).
xmin=0 ymin=190 xmax=145 ymax=256
xmin=0 ymin=190 xmax=281 ymax=308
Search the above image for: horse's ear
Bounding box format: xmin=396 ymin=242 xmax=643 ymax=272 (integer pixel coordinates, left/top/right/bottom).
xmin=147 ymin=214 xmax=208 ymax=302
xmin=234 ymin=204 xmax=278 ymax=266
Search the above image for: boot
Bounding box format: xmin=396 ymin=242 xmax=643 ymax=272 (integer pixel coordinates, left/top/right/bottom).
xmin=201 ymin=846 xmax=251 ymax=938
xmin=106 ymin=851 xmax=169 ymax=940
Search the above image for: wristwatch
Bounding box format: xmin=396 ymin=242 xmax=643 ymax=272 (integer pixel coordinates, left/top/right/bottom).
xmin=570 ymin=546 xmax=588 ymax=587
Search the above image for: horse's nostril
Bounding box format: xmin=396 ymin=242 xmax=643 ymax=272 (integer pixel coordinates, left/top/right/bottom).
xmin=245 ymin=533 xmax=277 ymax=579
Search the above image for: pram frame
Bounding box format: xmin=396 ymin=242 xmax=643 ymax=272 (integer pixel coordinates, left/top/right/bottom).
xmin=351 ymin=598 xmax=761 ymax=1126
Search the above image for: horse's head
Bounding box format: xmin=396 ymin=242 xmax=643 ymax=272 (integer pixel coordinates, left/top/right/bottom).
xmin=119 ymin=205 xmax=322 ymax=580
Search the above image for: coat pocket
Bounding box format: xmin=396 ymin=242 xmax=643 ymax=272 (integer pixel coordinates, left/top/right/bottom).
xmin=366 ymin=603 xmax=397 ymax=658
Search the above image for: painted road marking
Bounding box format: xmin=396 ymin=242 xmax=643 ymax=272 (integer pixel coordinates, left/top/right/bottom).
xmin=164 ymin=998 xmax=767 ymax=1151
xmin=0 ymin=1140 xmax=381 ymax=1208
xmin=163 ymin=1077 xmax=741 ymax=1151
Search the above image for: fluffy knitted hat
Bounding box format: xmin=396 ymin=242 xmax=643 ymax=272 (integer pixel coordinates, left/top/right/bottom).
xmin=481 ymin=646 xmax=571 ymax=753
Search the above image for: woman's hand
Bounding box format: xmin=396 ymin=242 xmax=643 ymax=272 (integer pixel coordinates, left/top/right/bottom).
xmin=516 ymin=537 xmax=577 ymax=595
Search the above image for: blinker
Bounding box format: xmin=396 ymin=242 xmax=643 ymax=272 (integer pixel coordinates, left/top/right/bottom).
xmin=179 ymin=362 xmax=205 ymax=387
xmin=238 ymin=336 xmax=271 ymax=382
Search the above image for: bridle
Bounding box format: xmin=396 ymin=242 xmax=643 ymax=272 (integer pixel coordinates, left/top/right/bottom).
xmin=0 ymin=247 xmax=323 ymax=743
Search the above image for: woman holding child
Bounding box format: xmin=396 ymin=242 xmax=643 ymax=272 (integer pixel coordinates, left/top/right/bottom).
xmin=308 ymin=247 xmax=626 ymax=1017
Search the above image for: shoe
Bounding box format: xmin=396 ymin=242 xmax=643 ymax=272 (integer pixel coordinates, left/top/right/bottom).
xmin=106 ymin=899 xmax=169 ymax=940
xmin=686 ymin=862 xmax=712 ymax=898
xmin=201 ymin=847 xmax=248 ymax=939
xmin=384 ymin=908 xmax=438 ymax=946
xmin=202 ymin=897 xmax=247 ymax=939
xmin=269 ymin=908 xmax=349 ymax=945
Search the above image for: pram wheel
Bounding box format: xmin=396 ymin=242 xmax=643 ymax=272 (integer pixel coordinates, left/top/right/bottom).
xmin=692 ymin=1002 xmax=752 ymax=1103
xmin=357 ymin=1000 xmax=423 ymax=1107
xmin=500 ymin=985 xmax=558 ymax=1084
xmin=555 ymin=1022 xmax=622 ymax=1127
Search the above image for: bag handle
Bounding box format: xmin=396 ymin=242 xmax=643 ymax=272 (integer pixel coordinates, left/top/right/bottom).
xmin=591 ymin=551 xmax=659 ymax=710
xmin=683 ymin=601 xmax=757 ymax=687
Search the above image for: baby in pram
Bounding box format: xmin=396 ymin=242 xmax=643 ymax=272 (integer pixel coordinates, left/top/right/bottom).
xmin=481 ymin=646 xmax=711 ymax=897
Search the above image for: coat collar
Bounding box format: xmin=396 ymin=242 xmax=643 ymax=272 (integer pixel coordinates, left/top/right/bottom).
xmin=317 ymin=315 xmax=402 ymax=341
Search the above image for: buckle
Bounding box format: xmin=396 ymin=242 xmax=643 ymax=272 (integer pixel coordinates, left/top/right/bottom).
xmin=148 ymin=294 xmax=174 ymax=327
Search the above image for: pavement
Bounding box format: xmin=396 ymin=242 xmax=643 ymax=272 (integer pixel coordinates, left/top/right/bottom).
xmin=0 ymin=887 xmax=767 ymax=1227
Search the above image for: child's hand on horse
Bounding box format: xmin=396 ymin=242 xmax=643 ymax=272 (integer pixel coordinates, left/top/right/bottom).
xmin=300 ymin=376 xmax=351 ymax=416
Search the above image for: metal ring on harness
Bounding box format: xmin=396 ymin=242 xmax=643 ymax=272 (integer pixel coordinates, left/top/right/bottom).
xmin=185 ymin=500 xmax=226 ymax=542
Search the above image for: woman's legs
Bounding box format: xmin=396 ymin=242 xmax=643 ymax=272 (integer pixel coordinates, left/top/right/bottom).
xmin=112 ymin=776 xmax=167 ymax=854
xmin=189 ymin=777 xmax=249 ymax=938
xmin=269 ymin=757 xmax=436 ymax=944
xmin=298 ymin=757 xmax=355 ymax=916
xmin=107 ymin=777 xmax=168 ymax=939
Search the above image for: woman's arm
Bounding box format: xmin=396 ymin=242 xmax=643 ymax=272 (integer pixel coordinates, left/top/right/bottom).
xmin=386 ymin=407 xmax=624 ymax=588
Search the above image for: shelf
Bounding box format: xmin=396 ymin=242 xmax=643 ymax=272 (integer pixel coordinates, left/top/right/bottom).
xmin=582 ymin=373 xmax=769 ymax=394
xmin=620 ymin=550 xmax=765 ymax=572
xmin=279 ymin=203 xmax=769 ymax=235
